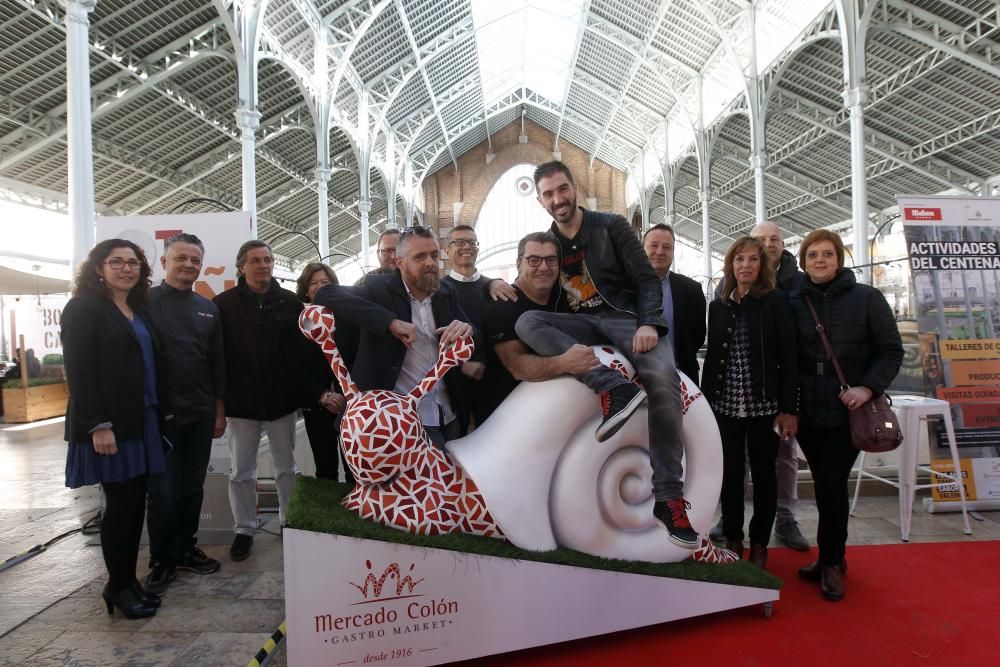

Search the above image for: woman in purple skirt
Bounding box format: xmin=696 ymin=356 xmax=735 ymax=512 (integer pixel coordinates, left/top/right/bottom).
xmin=62 ymin=239 xmax=168 ymax=619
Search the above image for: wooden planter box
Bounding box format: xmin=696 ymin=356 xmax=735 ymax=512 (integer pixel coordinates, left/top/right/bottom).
xmin=2 ymin=382 xmax=68 ymax=423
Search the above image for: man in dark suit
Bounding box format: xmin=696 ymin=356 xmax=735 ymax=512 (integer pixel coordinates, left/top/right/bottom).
xmin=313 ymin=225 xmax=475 ymax=447
xmin=642 ymin=224 xmax=706 ymax=384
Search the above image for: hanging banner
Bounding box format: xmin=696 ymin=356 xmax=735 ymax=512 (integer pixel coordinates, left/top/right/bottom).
xmin=898 ymin=195 xmax=1000 ymax=504
xmin=96 ymin=211 xmax=252 ymax=300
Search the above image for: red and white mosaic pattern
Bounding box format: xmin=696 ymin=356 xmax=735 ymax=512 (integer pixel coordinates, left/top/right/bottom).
xmin=299 ymin=306 xmax=503 ymax=538
xmin=688 ymin=537 xmax=740 ymax=564
xmin=598 ymin=346 xmax=701 ymax=413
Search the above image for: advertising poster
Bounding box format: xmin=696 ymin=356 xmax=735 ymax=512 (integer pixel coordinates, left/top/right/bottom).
xmin=96 ymin=211 xmax=251 ymax=301
xmin=96 ymin=212 xmax=252 ymax=482
xmin=898 ymin=195 xmax=1000 ymax=504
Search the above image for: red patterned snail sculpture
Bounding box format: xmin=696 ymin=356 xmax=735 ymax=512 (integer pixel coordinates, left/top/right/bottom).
xmin=299 ymin=305 xmax=736 ymax=564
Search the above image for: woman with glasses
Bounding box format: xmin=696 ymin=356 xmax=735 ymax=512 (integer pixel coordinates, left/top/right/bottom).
xmin=701 ymin=236 xmax=799 ymax=570
xmin=295 ymin=263 xmax=352 ymax=484
xmin=62 ymin=239 xmax=167 ymax=619
xmin=789 ymin=230 xmax=902 ymax=601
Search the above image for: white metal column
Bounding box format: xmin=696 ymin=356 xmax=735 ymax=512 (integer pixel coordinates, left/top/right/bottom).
xmin=235 ymin=106 xmax=261 ymax=237
xmin=315 ymin=167 xmax=331 ymax=261
xmin=358 ymin=92 xmax=372 ymax=269
xmin=837 ymin=0 xmax=872 ymax=281
xmin=358 ymin=199 xmax=372 ymax=269
xmin=63 ymin=0 xmax=97 ymax=276
xmin=845 ymin=84 xmax=870 ymax=277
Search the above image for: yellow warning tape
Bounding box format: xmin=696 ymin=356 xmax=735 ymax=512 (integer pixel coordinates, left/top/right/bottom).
xmin=247 ymin=620 xmax=286 ymax=667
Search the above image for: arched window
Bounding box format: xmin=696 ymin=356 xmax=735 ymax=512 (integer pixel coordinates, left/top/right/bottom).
xmin=475 ymin=163 xmax=553 ymax=282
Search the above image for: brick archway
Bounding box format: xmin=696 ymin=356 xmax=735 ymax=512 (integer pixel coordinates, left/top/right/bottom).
xmin=458 ymin=143 xmax=555 ymax=228
xmin=422 ymin=119 xmax=626 ymax=233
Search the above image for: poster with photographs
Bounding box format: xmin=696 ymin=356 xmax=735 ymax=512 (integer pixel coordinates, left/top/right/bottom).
xmin=899 ymin=195 xmax=1000 ymax=504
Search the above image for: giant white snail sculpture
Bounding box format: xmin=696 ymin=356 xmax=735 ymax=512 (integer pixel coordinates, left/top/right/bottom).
xmin=299 ymin=305 xmax=736 ymax=565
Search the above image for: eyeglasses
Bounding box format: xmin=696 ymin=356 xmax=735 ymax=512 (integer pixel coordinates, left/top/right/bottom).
xmin=105 ymin=258 xmax=141 ymax=271
xmin=378 ymin=247 xmax=397 ymax=255
xmin=522 ymin=255 xmax=559 ymax=268
xmin=448 ymin=239 xmax=479 ymax=249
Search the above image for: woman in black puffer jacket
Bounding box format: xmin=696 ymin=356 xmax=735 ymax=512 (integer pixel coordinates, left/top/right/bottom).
xmin=790 ymin=230 xmax=903 ymax=602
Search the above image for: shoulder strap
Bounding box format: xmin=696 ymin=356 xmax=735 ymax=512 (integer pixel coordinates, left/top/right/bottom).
xmin=803 ymin=295 xmax=850 ymax=390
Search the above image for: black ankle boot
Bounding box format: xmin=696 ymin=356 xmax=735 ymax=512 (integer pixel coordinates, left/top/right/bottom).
xmin=724 ymin=540 xmax=744 ymax=557
xmin=799 ymin=558 xmax=848 ymax=582
xmin=101 ymin=584 xmax=156 ymax=619
xmin=820 ymin=565 xmax=845 ymax=601
xmin=131 ymin=580 xmax=162 ymax=608
xmin=749 ymin=544 xmax=768 ymax=570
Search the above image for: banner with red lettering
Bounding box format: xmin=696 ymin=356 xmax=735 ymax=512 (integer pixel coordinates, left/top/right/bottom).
xmin=96 ymin=211 xmax=251 ymax=301
xmin=898 ymin=195 xmax=1000 ymax=503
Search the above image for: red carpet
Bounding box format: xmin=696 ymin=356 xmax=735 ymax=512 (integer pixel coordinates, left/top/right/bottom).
xmin=461 ymin=541 xmax=1000 ymax=667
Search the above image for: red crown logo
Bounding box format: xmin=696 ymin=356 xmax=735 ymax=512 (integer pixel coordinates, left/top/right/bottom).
xmin=350 ymin=561 xmax=424 ymax=601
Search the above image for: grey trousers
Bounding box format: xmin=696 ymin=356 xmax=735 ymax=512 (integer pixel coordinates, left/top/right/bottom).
xmin=516 ymin=310 xmax=685 ymax=500
xmin=776 ymin=437 xmax=799 ymax=524
xmin=227 ymin=412 xmax=297 ymax=535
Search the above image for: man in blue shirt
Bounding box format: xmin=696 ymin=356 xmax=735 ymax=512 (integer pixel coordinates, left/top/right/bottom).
xmin=642 ymin=224 xmax=706 ymax=384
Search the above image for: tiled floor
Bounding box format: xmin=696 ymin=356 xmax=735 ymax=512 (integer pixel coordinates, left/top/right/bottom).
xmin=1 ymin=419 xmax=998 ymax=666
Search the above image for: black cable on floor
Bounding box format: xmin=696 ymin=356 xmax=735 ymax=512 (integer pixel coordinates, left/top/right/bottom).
xmin=0 ymin=507 xmax=102 ymax=574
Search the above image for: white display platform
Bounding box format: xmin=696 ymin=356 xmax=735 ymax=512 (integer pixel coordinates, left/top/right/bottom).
xmin=283 ymin=528 xmax=778 ymax=666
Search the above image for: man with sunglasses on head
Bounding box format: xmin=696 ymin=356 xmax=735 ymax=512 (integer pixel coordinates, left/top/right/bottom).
xmin=515 ymin=161 xmax=698 ymax=549
xmin=314 ymin=225 xmax=475 ymax=448
xmin=479 ymin=231 xmax=602 ymax=420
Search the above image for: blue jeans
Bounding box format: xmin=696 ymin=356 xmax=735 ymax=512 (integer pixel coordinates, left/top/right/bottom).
xmin=147 ymin=417 xmax=214 ymax=567
xmin=515 ymin=310 xmax=685 ymax=500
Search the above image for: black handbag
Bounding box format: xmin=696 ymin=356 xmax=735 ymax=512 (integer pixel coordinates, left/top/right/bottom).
xmin=804 ymin=297 xmax=903 ymax=453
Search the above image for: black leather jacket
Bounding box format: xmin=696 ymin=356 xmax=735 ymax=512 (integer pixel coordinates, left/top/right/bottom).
xmin=550 ymin=208 xmax=668 ymax=333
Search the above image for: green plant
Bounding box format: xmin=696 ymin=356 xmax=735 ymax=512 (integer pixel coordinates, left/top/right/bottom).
xmin=287 ymin=476 xmax=781 ymax=590
xmin=3 ymin=376 xmax=66 ymax=389
xmin=42 ymin=354 xmax=63 ymax=365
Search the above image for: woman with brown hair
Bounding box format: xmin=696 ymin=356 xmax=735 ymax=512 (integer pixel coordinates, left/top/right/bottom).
xmin=62 ymin=239 xmax=167 ymax=618
xmin=295 ymin=263 xmax=351 ymax=483
xmin=701 ymin=236 xmax=799 ymax=570
xmin=790 ymin=230 xmax=902 ymax=601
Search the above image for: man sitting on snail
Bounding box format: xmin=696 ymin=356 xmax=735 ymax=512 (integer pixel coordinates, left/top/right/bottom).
xmin=515 ymin=161 xmax=696 ymax=549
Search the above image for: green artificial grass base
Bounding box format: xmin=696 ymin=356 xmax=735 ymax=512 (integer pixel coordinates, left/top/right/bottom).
xmin=287 ymin=476 xmax=781 ymax=591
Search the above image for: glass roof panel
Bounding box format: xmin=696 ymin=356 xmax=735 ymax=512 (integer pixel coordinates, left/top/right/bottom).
xmin=471 ymin=0 xmax=587 ymax=107
xmin=631 ymin=0 xmax=833 ymax=194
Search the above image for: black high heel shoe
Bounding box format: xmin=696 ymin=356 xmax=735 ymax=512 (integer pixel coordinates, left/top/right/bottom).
xmin=101 ymin=584 xmax=156 ymax=619
xmin=131 ymin=580 xmax=162 ymax=608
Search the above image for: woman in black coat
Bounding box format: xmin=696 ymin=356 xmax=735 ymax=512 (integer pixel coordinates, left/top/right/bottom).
xmin=702 ymin=237 xmax=798 ymax=570
xmin=790 ymin=230 xmax=903 ymax=601
xmin=62 ymin=239 xmax=167 ymax=619
xmin=295 ymin=263 xmax=352 ymax=484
